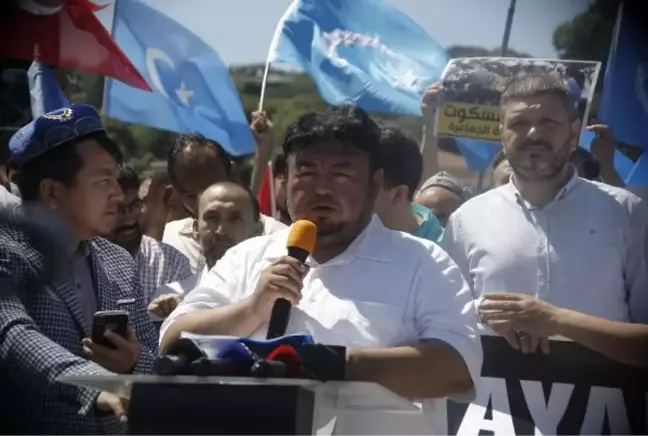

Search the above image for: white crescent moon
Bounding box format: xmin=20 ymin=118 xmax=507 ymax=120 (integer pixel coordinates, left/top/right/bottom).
xmin=146 ymin=48 xmax=175 ymax=98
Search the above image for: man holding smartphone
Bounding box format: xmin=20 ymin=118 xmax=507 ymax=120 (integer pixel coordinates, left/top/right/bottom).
xmin=0 ymin=104 xmax=158 ymax=434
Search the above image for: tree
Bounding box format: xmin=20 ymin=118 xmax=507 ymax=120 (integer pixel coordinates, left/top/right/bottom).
xmin=552 ymin=0 xmax=620 ymax=105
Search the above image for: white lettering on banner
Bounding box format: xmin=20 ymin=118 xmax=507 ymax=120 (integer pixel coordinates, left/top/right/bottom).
xmin=457 ymin=378 xmax=516 ymax=435
xmin=521 ymin=381 xmax=574 ymax=436
xmin=581 ymin=387 xmax=631 ymax=434
xmin=321 ymin=29 xmax=424 ymax=93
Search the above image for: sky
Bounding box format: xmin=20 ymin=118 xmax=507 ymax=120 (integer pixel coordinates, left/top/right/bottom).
xmin=95 ymin=0 xmax=592 ymax=66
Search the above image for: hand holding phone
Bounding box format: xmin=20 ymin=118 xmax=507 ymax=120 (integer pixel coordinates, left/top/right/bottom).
xmin=91 ymin=310 xmax=129 ymax=349
xmin=83 ymin=310 xmax=140 ymax=373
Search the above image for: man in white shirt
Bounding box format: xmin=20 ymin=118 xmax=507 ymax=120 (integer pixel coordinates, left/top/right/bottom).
xmin=160 ymin=105 xmax=482 ymax=435
xmin=149 ymin=181 xmax=262 ymax=318
xmin=441 ymin=73 xmax=648 ymax=354
xmin=162 ymin=130 xmax=285 ymax=273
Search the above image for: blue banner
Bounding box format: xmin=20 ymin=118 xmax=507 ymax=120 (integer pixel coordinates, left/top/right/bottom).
xmin=269 ymin=0 xmax=449 ymax=116
xmin=105 ymin=0 xmax=254 ymax=156
xmin=598 ymin=2 xmax=648 ymax=151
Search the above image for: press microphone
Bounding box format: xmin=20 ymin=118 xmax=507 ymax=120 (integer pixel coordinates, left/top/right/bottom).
xmin=266 ymin=344 xmax=302 ymax=378
xmin=266 ymin=220 xmax=317 ymax=339
xmin=154 ymin=338 xmax=207 ymax=375
xmin=217 ymin=340 xmax=286 ymax=378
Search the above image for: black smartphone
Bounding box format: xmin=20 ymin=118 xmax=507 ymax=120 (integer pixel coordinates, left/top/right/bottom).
xmin=91 ymin=310 xmax=129 ymax=349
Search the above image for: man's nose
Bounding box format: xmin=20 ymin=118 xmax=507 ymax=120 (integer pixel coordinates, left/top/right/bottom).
xmin=313 ymin=173 xmax=334 ymax=195
xmin=526 ymin=125 xmax=542 ymax=140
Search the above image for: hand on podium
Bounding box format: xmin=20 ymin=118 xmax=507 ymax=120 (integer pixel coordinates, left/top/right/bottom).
xmin=96 ymin=391 xmax=130 ymax=423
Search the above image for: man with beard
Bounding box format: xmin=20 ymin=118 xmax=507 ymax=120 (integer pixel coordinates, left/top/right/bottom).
xmin=149 ymin=181 xmax=260 ymax=319
xmin=441 ymin=74 xmax=648 ymax=355
xmin=159 ymin=105 xmax=482 ymax=435
xmin=108 ymin=166 xmax=192 ymax=304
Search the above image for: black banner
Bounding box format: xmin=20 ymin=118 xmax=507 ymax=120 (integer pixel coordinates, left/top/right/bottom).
xmin=447 ymin=336 xmax=648 ymax=435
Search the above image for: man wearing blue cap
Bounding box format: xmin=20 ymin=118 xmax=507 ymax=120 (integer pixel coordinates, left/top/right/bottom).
xmin=0 ymin=104 xmax=158 ymax=434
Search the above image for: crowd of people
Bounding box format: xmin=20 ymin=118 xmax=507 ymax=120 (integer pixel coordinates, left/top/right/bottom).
xmin=0 ymin=72 xmax=647 ymax=435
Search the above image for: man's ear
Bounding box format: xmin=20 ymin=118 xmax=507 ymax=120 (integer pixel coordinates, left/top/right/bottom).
xmin=569 ymin=117 xmax=582 ymax=150
xmin=192 ymin=218 xmax=199 ymax=240
xmin=371 ymin=169 xmax=384 ymax=200
xmin=39 ymin=179 xmax=65 ymax=209
xmin=392 ymin=185 xmax=410 ymax=206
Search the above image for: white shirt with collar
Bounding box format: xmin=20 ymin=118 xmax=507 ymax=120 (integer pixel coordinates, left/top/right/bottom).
xmin=161 ymin=215 xmax=482 ymax=435
xmin=442 ymin=170 xmax=648 ymax=325
xmin=162 ymin=214 xmax=287 ymax=274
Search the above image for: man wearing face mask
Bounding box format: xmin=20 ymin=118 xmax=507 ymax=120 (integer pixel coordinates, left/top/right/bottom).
xmin=108 ymin=166 xmax=192 ymax=304
xmin=441 ymin=74 xmax=648 ymax=355
xmin=149 ymin=181 xmax=261 ymax=319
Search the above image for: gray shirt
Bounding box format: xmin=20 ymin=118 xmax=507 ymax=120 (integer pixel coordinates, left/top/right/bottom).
xmin=71 ymin=245 xmax=97 ymax=329
xmin=442 ymin=172 xmax=648 ymax=325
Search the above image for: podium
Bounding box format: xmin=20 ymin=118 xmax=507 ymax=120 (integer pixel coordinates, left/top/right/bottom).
xmin=60 ymin=374 xmax=419 ymax=435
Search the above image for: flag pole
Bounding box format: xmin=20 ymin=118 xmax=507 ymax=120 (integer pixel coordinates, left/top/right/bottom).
xmin=101 ymin=0 xmax=121 ymax=115
xmin=500 ymin=0 xmax=517 ymax=57
xmin=258 ymin=0 xmax=299 ymax=111
xmin=476 ymin=0 xmax=516 ymax=192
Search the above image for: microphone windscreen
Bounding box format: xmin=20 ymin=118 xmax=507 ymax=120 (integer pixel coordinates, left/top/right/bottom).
xmin=286 ymin=220 xmax=317 ymax=254
xmin=266 ymin=344 xmax=301 ymax=378
xmin=217 ymin=341 xmax=256 ymax=363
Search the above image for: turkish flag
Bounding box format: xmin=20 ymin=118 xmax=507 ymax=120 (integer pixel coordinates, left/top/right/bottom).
xmin=0 ymin=0 xmax=151 ymax=91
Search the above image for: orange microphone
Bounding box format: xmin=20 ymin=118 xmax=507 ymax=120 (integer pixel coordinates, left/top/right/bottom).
xmin=266 ymin=220 xmax=317 ymax=339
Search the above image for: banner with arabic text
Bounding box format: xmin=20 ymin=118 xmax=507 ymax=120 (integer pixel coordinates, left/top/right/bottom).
xmin=436 ymin=57 xmax=601 ymax=141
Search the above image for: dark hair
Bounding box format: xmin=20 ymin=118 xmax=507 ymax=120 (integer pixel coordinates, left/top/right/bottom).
xmin=570 ymin=148 xmax=601 ymax=181
xmin=272 ymin=153 xmax=287 ymax=178
xmin=378 ymin=126 xmax=422 ymax=201
xmin=15 ymin=131 xmax=123 ymax=202
xmin=282 ymin=104 xmax=382 ymax=171
xmin=117 ymin=165 xmax=140 ymax=193
xmin=501 ymin=73 xmax=578 ymax=120
xmin=490 ymin=148 xmax=507 ymax=170
xmin=199 ymin=180 xmax=260 ymax=222
xmin=167 ymin=133 xmax=232 ymax=183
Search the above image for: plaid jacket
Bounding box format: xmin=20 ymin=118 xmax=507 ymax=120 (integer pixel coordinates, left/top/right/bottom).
xmin=0 ymin=224 xmax=159 ymax=435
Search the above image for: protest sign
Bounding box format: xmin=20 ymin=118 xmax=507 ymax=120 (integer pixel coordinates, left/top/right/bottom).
xmin=436 ymin=58 xmax=602 ymax=141
xmin=447 ymin=335 xmax=648 ymax=435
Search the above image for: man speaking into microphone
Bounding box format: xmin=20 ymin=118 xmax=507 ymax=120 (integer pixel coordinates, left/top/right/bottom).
xmin=160 ymin=105 xmax=482 ymax=435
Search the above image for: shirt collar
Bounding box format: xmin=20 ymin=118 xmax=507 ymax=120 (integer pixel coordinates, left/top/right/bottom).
xmin=267 ymin=215 xmax=392 ymax=266
xmin=502 ymin=165 xmax=581 ymax=210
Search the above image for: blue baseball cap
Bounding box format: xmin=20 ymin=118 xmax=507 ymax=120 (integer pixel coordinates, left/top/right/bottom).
xmin=9 ymin=103 xmax=107 ymax=167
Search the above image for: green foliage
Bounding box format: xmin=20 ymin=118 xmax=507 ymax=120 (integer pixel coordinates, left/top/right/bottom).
xmin=551 ymin=0 xmax=620 ymax=120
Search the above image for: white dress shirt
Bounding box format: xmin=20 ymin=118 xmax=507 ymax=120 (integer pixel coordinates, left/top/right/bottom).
xmin=162 ymin=214 xmax=287 ymax=274
xmin=442 ymin=172 xmax=648 ymax=324
xmin=161 ymin=216 xmax=482 ymax=434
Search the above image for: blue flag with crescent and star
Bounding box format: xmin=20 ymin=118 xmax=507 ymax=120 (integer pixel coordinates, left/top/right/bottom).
xmin=269 ymin=0 xmax=449 ymax=116
xmin=104 ymin=0 xmax=254 ymax=156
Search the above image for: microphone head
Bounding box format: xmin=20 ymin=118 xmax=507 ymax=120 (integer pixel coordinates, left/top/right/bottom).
xmin=217 ymin=341 xmax=256 ymax=363
xmin=266 ymin=344 xmax=302 ymax=378
xmin=286 ymin=220 xmax=317 ymax=254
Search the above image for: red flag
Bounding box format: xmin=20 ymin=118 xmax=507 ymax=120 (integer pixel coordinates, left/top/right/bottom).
xmin=0 ymin=0 xmax=150 ymax=91
xmin=257 ymin=161 xmax=274 ymax=217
